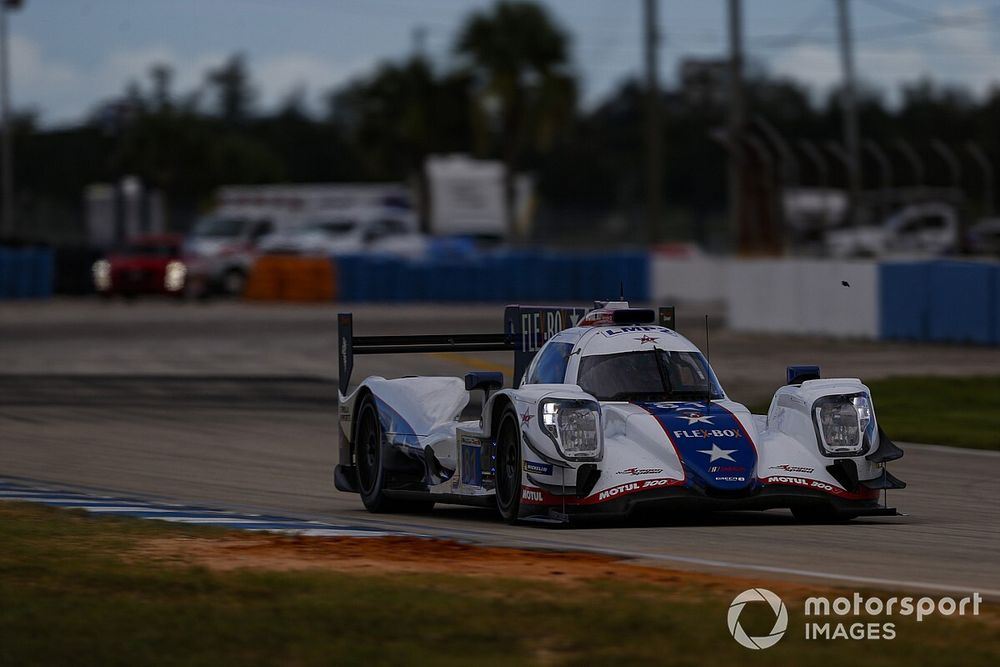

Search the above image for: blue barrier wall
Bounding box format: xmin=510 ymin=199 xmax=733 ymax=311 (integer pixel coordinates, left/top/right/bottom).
xmin=927 ymin=262 xmax=996 ymax=344
xmin=334 ymin=250 xmax=650 ymax=304
xmin=879 ymin=262 xmax=930 ymax=341
xmin=880 ymin=260 xmax=998 ymax=345
xmin=335 ymin=252 xmax=997 ymax=346
xmin=0 ymin=246 xmax=55 ymax=300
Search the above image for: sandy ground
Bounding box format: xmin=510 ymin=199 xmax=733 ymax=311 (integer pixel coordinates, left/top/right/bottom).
xmin=137 ymin=532 xmax=840 ymax=600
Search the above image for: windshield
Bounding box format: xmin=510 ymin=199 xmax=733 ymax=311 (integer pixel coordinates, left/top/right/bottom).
xmin=576 ymin=350 xmax=724 ymax=401
xmin=192 ymin=217 xmax=247 ymax=238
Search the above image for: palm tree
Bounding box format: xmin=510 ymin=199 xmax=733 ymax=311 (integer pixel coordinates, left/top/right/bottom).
xmin=455 ymin=1 xmax=576 ymax=236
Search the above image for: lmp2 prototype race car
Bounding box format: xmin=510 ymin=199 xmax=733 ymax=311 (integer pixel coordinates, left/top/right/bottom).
xmin=334 ymin=302 xmax=905 ymax=524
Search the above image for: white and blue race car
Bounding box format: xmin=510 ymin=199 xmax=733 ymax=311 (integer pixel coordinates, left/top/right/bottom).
xmin=334 ymin=302 xmax=904 ymax=523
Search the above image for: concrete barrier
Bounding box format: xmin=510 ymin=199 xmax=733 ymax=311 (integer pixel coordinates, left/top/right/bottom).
xmin=651 ymin=256 xmax=727 ymax=304
xmin=726 ymin=259 xmax=879 ymax=338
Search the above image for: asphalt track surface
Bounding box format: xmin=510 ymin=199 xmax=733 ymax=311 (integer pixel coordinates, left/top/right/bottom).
xmin=2 ymin=301 xmax=999 ymax=597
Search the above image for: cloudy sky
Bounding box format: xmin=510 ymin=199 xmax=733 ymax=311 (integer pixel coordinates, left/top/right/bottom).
xmin=10 ymin=0 xmax=1000 ymax=127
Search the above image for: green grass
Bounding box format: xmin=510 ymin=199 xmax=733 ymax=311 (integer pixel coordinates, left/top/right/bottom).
xmin=0 ymin=502 xmax=997 ymax=666
xmin=751 ymin=376 xmax=1000 ymax=450
xmin=864 ymin=376 xmax=1000 ymax=450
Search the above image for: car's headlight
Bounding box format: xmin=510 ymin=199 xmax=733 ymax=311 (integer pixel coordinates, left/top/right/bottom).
xmin=539 ymin=398 xmax=602 ymax=461
xmin=812 ymin=393 xmax=872 ymax=456
xmin=92 ymin=260 xmax=111 ymax=291
xmin=164 ymin=261 xmax=187 ymax=292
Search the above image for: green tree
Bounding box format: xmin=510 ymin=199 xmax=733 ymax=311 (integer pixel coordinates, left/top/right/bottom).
xmin=207 ymin=54 xmax=256 ymax=124
xmin=454 ymin=0 xmax=576 ymax=233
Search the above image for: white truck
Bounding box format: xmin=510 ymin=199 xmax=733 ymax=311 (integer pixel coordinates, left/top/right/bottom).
xmin=184 ymin=184 xmax=413 ymax=295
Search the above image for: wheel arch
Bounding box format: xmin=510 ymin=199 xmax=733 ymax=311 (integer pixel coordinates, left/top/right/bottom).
xmin=487 ymin=392 xmax=515 ymax=440
xmin=347 ymin=385 xmax=375 ymax=463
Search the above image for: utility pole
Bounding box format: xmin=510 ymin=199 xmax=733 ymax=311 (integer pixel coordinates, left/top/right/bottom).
xmin=0 ymin=0 xmax=16 ymax=240
xmin=727 ymin=0 xmax=745 ymax=252
xmin=836 ymin=0 xmax=862 ymax=227
xmin=643 ymin=0 xmax=662 ymax=244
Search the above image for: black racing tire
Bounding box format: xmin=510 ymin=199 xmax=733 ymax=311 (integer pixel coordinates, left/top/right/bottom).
xmin=494 ymin=406 xmax=523 ymax=524
xmin=791 ymin=506 xmax=857 ymax=523
xmin=354 ymin=395 xmax=401 ymax=513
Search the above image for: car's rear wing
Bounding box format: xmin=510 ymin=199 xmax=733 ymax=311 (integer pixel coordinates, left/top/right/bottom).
xmin=337 ymin=305 xmax=676 ymax=394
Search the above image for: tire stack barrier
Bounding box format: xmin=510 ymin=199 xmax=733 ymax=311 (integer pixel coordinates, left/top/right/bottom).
xmin=244 ymin=255 xmax=336 ymax=302
xmin=0 ymin=246 xmax=55 ymax=300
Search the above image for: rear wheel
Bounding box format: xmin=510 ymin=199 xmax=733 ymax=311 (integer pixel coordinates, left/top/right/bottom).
xmin=354 ymin=395 xmax=433 ymax=514
xmin=355 ymin=396 xmax=399 ymax=513
xmin=494 ymin=407 xmax=523 ymax=523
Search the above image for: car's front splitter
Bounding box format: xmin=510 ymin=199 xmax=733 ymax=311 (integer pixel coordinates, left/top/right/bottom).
xmin=519 ymin=480 xmax=894 ymax=523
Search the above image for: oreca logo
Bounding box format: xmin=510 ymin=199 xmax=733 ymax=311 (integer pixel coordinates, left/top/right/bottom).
xmin=727 ymin=588 xmax=788 ymax=650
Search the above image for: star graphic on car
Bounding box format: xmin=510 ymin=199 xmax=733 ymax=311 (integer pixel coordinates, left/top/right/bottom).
xmin=635 ymin=335 xmax=658 ymax=344
xmin=681 ymin=412 xmax=714 ymax=425
xmin=697 ymin=443 xmax=738 ymax=462
xmin=520 ymin=410 xmax=534 ymax=425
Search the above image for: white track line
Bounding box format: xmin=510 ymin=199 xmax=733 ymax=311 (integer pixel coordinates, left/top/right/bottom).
xmin=564 ymin=544 xmax=1000 ymax=598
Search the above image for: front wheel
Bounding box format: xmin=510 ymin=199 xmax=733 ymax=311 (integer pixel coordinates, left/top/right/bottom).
xmin=494 ymin=406 xmax=523 ymax=523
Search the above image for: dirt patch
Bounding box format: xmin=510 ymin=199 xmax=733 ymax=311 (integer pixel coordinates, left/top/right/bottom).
xmin=137 ymin=533 xmax=833 ymax=597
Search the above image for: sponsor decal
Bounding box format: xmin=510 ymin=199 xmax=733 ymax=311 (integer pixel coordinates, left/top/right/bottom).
xmin=637 ymin=400 xmax=757 ymax=492
xmin=710 ymin=465 xmax=745 ymax=473
xmin=697 ymin=443 xmax=738 ymax=462
xmin=727 ymin=588 xmax=983 ymax=648
xmin=520 ymin=409 xmax=534 ymax=426
xmin=634 ymin=334 xmax=659 ymax=344
xmin=679 ymin=411 xmax=714 ymax=425
xmin=460 ymin=443 xmax=482 ymax=487
xmin=523 ymin=460 xmax=553 ymax=476
xmin=602 ymin=325 xmax=672 ymax=337
xmin=616 ymin=467 xmax=664 ymax=476
xmin=519 ymin=478 xmax=684 ymax=506
xmin=769 ymin=464 xmax=815 ymax=473
xmin=338 ymin=407 xmax=351 ymax=422
xmin=596 ymin=478 xmax=678 ymax=501
xmin=761 ymin=475 xmax=879 ymax=500
xmin=521 ymin=487 xmax=544 ymax=503
xmin=673 ymin=428 xmax=742 ymax=439
xmin=650 ymin=400 xmax=711 ymax=410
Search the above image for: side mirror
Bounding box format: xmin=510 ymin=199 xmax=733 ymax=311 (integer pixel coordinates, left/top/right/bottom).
xmin=465 ymin=371 xmax=503 ymax=401
xmin=786 ymin=365 xmax=821 ymax=385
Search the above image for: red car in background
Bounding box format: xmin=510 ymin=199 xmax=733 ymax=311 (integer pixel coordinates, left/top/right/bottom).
xmin=92 ymin=234 xmax=188 ymax=298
